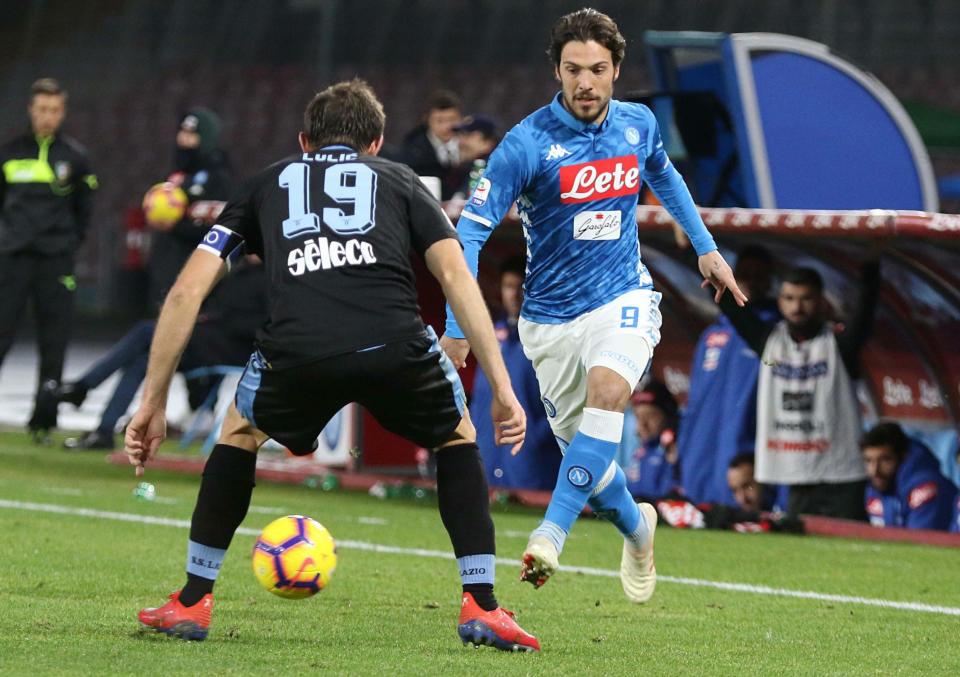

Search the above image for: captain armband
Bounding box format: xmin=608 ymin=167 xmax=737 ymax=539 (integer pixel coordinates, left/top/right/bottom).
xmin=197 ymin=224 xmax=245 ymax=269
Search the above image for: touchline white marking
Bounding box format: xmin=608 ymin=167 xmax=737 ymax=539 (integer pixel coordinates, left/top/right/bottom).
xmin=2 ymin=499 xmax=958 ymax=617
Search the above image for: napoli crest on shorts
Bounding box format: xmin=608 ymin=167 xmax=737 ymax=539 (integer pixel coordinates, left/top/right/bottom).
xmin=624 ymin=126 xmax=640 ymax=146
xmin=541 ymin=396 xmax=556 ymax=418
xmin=567 ymin=466 xmax=592 ymax=487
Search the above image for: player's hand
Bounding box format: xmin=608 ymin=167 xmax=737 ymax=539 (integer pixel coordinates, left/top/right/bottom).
xmin=491 ymin=386 xmax=526 ymax=456
xmin=439 ymin=334 xmax=471 ymax=370
xmin=698 ymin=250 xmax=748 ymax=306
xmin=124 ymin=404 xmax=167 ymax=476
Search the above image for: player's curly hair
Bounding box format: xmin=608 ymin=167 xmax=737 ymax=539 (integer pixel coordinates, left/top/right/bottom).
xmin=303 ymin=78 xmax=385 ymax=152
xmin=547 ymin=8 xmax=626 ymax=67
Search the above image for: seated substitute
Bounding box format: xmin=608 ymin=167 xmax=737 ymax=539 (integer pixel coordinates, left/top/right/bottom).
xmin=619 ymin=379 xmax=680 ymax=501
xmin=726 ymin=453 xmax=788 ymax=513
xmin=56 ymin=257 xmax=266 ymax=450
xmin=127 ymin=79 xmax=539 ymax=651
xmin=862 ymin=422 xmax=959 ymax=531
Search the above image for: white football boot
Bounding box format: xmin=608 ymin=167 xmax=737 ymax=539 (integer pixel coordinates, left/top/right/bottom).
xmin=520 ymin=535 xmax=559 ymax=589
xmin=620 ymin=502 xmax=658 ymax=603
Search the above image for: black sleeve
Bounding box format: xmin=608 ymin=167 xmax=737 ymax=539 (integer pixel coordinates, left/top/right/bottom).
xmin=407 ymin=172 xmax=458 ymax=258
xmin=214 ymin=176 xmax=264 ymax=257
xmin=677 ymin=241 xmax=772 ymax=355
xmin=718 ymin=293 xmax=776 ymax=357
xmin=836 ymin=258 xmax=880 ymax=377
xmin=71 ymin=151 xmax=96 ymax=240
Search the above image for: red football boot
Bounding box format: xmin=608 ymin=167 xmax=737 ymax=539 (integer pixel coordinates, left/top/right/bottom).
xmin=138 ymin=590 xmax=212 ymax=641
xmin=457 ymin=592 xmax=540 ymax=652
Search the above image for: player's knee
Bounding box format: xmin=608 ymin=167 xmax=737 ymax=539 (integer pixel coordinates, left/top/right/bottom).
xmin=585 ymin=367 xmax=632 ymax=411
xmin=218 ymin=404 xmax=266 ymax=452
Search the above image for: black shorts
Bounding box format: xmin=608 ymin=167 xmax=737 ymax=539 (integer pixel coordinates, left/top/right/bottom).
xmin=234 ymin=328 xmax=466 ymax=455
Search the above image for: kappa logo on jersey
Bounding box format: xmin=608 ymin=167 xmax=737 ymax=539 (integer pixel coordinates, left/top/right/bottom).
xmin=559 ymin=155 xmax=640 ymax=203
xmin=545 ymin=144 xmax=571 ymax=161
xmin=866 ymin=497 xmax=884 ymax=516
xmin=287 ymin=236 xmax=377 ymax=276
xmin=470 ymin=177 xmax=491 ymax=206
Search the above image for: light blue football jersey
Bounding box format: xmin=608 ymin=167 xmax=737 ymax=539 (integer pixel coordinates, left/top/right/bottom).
xmin=446 ymin=93 xmax=715 ymax=337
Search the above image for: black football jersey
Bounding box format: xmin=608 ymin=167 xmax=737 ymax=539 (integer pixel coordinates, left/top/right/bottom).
xmin=211 ymin=145 xmax=457 ymax=368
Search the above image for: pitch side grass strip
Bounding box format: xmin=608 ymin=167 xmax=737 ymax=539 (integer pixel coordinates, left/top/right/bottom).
xmin=3 ymin=498 xmax=959 ymax=617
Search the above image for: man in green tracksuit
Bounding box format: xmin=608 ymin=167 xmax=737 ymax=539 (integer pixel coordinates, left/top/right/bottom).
xmin=0 ymin=78 xmax=98 ymax=440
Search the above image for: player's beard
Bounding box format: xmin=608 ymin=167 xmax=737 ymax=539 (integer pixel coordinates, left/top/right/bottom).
xmin=564 ymin=92 xmax=610 ymax=125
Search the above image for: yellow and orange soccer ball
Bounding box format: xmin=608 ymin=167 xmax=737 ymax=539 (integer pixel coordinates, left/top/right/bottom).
xmin=252 ymin=515 xmax=338 ymax=599
xmin=142 ymin=182 xmax=188 ymax=227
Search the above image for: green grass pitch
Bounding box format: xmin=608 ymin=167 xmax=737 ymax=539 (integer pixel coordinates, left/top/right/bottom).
xmin=0 ymin=432 xmax=958 ymax=676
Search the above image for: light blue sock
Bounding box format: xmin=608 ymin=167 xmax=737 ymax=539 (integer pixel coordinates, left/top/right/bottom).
xmin=587 ymin=463 xmax=649 ymax=548
xmin=532 ymin=408 xmax=623 ymax=554
xmin=186 ymin=540 xmax=226 ymax=580
xmin=457 ymin=554 xmax=495 ymax=586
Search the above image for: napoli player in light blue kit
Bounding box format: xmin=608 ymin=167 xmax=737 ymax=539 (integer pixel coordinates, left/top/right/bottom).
xmin=440 ymin=8 xmax=746 ymax=604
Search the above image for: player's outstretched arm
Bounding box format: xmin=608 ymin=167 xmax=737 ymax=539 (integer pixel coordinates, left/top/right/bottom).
xmin=426 ymin=238 xmax=526 ymax=454
xmin=125 ymin=250 xmax=226 ymax=475
xmin=698 ymin=250 xmax=748 ymax=306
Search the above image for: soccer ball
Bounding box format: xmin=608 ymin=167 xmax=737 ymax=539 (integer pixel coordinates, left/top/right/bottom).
xmin=252 ymin=515 xmax=337 ymax=599
xmin=142 ymin=182 xmax=188 ymax=227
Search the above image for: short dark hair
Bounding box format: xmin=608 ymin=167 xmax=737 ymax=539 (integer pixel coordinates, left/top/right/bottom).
xmin=500 ymin=254 xmax=526 ymax=279
xmin=426 ymin=89 xmax=461 ymax=114
xmin=548 ymin=8 xmax=626 ymax=67
xmin=303 ymin=79 xmax=385 ymax=151
xmin=30 ymin=77 xmax=66 ymax=101
xmin=781 ymin=266 xmax=823 ymax=295
xmin=860 ymin=421 xmax=910 ymax=459
xmin=728 ymin=453 xmax=756 ymax=471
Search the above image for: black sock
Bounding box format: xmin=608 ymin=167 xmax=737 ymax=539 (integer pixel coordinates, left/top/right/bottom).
xmin=436 ymin=442 xmax=498 ymax=612
xmin=463 ymin=583 xmax=498 ymax=612
xmin=180 ymin=444 xmax=257 ymax=606
xmin=181 ymin=573 xmax=215 ymax=606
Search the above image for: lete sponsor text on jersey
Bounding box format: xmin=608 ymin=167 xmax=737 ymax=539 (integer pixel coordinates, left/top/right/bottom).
xmin=559 ymin=155 xmax=640 ymax=203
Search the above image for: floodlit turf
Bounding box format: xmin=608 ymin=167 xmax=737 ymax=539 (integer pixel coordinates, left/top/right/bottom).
xmin=1 ymin=432 xmax=958 ymax=676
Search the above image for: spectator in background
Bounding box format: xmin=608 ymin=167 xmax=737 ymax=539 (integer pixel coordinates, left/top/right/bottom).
xmin=619 ymin=379 xmax=680 ymax=501
xmin=56 ymin=258 xmax=267 ymax=450
xmin=0 ymin=78 xmax=98 ymax=441
xmin=678 ymin=245 xmax=781 ymax=505
xmin=719 ymin=257 xmax=881 ymax=520
xmin=471 ymin=255 xmax=559 ymax=490
xmin=726 ymin=453 xmax=788 ymax=513
xmin=399 ymin=90 xmax=462 ymax=200
xmin=147 ymin=108 xmax=233 ymax=310
xmin=953 ymin=443 xmax=960 ymax=533
xmin=450 ymin=115 xmax=500 ymax=201
xmin=862 ymin=422 xmax=958 ymax=531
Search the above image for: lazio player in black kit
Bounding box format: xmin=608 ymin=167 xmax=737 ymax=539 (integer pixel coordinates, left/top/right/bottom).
xmin=127 ymin=80 xmax=539 ymax=652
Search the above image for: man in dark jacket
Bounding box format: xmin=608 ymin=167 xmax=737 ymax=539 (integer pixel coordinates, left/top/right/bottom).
xmin=147 ymin=107 xmax=233 ymax=309
xmin=0 ymin=78 xmax=98 ymax=440
xmin=399 ymin=90 xmax=462 ymax=200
